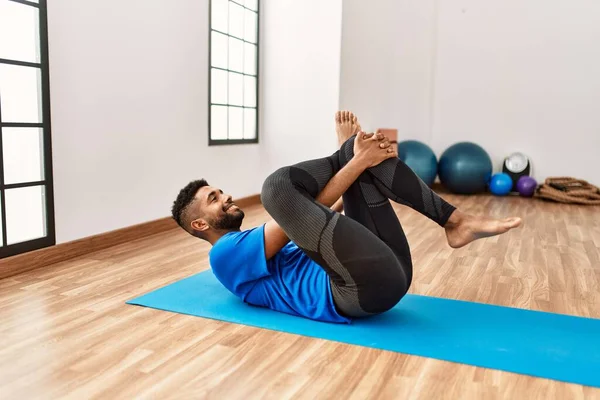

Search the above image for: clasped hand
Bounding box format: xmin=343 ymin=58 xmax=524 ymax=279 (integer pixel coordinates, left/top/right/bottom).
xmin=353 ymin=131 xmax=398 ymax=168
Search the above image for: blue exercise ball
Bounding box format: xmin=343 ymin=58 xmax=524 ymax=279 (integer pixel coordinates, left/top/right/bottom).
xmin=397 ymin=140 xmax=438 ymax=187
xmin=489 ymin=173 xmax=513 ymax=196
xmin=438 ymin=142 xmax=492 ymax=194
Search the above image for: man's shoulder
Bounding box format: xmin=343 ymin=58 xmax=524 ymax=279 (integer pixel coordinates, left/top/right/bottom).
xmin=209 ymin=224 xmax=271 ymax=289
xmin=210 ymin=225 xmax=265 ymax=257
xmin=223 ymin=225 xmax=264 ymax=244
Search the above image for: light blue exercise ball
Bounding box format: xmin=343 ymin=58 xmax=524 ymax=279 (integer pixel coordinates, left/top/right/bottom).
xmin=438 ymin=142 xmax=492 ymax=194
xmin=489 ymin=173 xmax=513 ymax=196
xmin=397 ymin=140 xmax=438 ymax=187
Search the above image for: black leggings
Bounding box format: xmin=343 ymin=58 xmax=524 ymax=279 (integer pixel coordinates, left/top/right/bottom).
xmin=261 ymin=135 xmax=456 ymax=317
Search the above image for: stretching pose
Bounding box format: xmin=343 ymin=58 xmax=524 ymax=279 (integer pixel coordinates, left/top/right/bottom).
xmin=172 ymin=112 xmax=521 ymax=323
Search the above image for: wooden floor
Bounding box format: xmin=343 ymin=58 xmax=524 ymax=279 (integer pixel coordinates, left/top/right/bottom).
xmin=1 ymin=193 xmax=600 ymax=399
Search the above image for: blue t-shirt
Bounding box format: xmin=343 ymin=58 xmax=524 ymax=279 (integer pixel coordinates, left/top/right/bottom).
xmin=208 ymin=225 xmax=351 ymax=324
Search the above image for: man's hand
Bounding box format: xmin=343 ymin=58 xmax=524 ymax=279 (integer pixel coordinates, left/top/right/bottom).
xmin=353 ymin=131 xmax=397 ymax=169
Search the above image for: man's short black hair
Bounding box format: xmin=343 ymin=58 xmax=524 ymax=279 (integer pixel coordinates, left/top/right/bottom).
xmin=172 ymin=179 xmax=209 ymax=235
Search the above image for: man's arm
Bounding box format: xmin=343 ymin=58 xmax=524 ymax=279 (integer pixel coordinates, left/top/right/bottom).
xmin=263 ymin=157 xmax=368 ymax=260
xmin=331 ymin=197 xmax=344 ymax=213
xmin=263 ymin=222 xmax=290 ymax=260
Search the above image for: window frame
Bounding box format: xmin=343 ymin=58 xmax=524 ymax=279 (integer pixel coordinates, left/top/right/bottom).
xmin=208 ymin=0 xmax=260 ymax=146
xmin=0 ymin=0 xmax=55 ymax=258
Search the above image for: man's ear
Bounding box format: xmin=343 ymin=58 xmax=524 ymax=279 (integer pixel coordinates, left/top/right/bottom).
xmin=191 ymin=218 xmax=209 ymax=233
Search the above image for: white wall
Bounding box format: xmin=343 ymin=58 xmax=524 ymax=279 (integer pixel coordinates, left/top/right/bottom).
xmin=48 ymin=0 xmax=263 ymax=244
xmin=340 ymin=0 xmax=437 ymax=139
xmin=431 ymin=0 xmax=600 ymax=183
xmin=260 ymin=0 xmax=343 ymax=174
xmin=44 ymin=0 xmax=600 ymax=245
xmin=48 ymin=0 xmax=343 ymax=244
xmin=340 ymin=0 xmax=600 ymax=184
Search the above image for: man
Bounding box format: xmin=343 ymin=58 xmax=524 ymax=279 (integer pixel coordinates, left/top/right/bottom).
xmin=171 ymin=111 xmax=521 ymax=323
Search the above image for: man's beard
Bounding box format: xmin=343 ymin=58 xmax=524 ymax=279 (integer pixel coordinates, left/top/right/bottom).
xmin=211 ymin=209 xmax=245 ymax=230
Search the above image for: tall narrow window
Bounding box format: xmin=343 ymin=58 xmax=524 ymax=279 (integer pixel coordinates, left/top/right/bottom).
xmin=209 ymin=0 xmax=259 ymax=145
xmin=0 ymin=0 xmax=55 ymax=258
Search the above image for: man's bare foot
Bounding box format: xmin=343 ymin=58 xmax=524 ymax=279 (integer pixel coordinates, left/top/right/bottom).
xmin=335 ymin=110 xmax=361 ymax=146
xmin=444 ymin=210 xmax=522 ymax=248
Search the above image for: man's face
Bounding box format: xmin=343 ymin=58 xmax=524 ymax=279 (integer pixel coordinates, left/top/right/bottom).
xmin=195 ymin=185 xmax=245 ymax=232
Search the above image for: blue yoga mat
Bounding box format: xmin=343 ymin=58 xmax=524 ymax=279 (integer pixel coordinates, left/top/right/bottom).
xmin=127 ymin=270 xmax=600 ymax=388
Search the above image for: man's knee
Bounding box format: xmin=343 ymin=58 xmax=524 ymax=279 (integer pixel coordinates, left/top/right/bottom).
xmin=261 ymin=167 xmax=290 ymax=213
xmin=262 ymin=164 xmax=321 ymax=208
